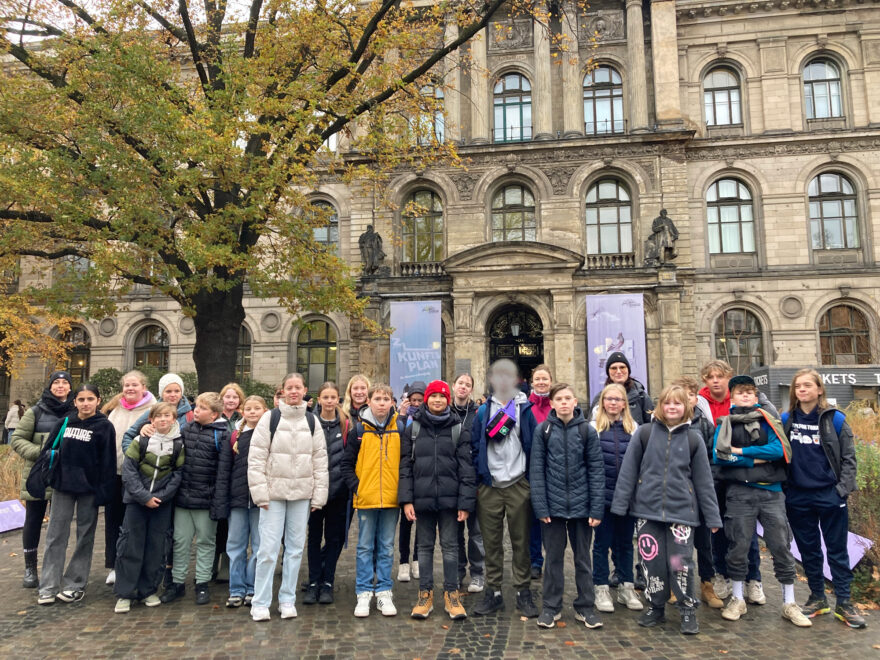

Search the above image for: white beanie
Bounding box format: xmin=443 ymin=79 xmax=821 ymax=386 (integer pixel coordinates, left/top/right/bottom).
xmin=158 ymin=373 xmax=185 ymax=398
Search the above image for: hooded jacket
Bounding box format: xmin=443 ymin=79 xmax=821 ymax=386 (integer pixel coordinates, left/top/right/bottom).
xmin=398 ymin=406 xmax=476 ymax=513
xmin=176 ymin=418 xmax=232 ymax=519
xmin=591 ymin=418 xmax=639 ymax=507
xmin=341 ymin=408 xmax=405 ymax=510
xmin=248 ymin=402 xmax=329 ymax=508
xmin=319 ymin=412 xmax=351 ymax=502
xmin=530 ymin=409 xmax=605 ymax=520
xmin=45 ymin=411 xmax=117 ymax=505
xmin=121 ymin=424 xmax=185 ymax=506
xmin=782 ymin=406 xmax=857 ymax=498
xmin=611 ymin=420 xmax=722 ymax=528
xmin=121 ymin=397 xmax=193 ymax=453
xmin=589 ymin=378 xmax=653 ymax=425
xmin=229 ymin=427 xmax=255 ymax=509
xmin=108 ymin=394 xmax=156 ymax=475
xmin=697 ymin=387 xmax=779 ymax=424
xmin=471 ymin=392 xmax=537 ymax=487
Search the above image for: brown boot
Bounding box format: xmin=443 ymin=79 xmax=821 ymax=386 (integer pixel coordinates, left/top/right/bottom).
xmin=445 ymin=590 xmax=467 ymax=620
xmin=411 ymin=589 xmax=433 ymax=619
xmin=701 ymin=580 xmax=723 ymax=608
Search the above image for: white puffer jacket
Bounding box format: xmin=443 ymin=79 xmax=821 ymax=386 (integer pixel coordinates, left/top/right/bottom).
xmin=247 ymin=401 xmax=329 ymax=508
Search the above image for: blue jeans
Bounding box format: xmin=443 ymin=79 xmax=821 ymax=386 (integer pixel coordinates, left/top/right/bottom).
xmin=252 ymin=499 xmax=310 ymax=608
xmin=227 ymin=507 xmax=261 ymax=598
xmin=592 ymin=506 xmax=635 ymax=586
xmin=356 ymin=508 xmax=398 ymax=595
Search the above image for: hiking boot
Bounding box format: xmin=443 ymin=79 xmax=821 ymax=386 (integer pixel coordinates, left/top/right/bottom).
xmin=354 ymin=592 xmax=372 ymax=617
xmin=22 ymin=549 xmax=39 ymax=589
xmin=537 ymin=610 xmax=561 ymax=629
xmin=834 ymin=600 xmax=867 ymax=629
xmin=302 ymin=583 xmax=319 ymax=605
xmin=712 ymin=574 xmax=732 ymax=600
xmin=721 ymin=596 xmax=747 ymax=621
xmin=160 ymin=582 xmax=185 ymax=603
xmin=57 ymin=589 xmax=85 ymax=603
xmin=114 ymin=598 xmax=131 ymax=614
xmin=594 ymin=584 xmax=615 ymax=613
xmin=802 ymin=595 xmax=831 ymax=618
xmin=782 ymin=602 xmax=812 ymax=627
xmin=376 ymin=590 xmax=397 ymax=616
xmin=397 ymin=563 xmax=411 ymax=583
xmin=746 ymin=580 xmax=766 ymax=605
xmin=638 ymin=606 xmax=666 ymax=627
xmin=143 ymin=593 xmax=161 ymax=607
xmin=411 ymin=589 xmax=434 ymax=619
xmin=468 ymin=575 xmax=485 ymax=593
xmin=618 ymin=583 xmax=644 ymax=611
xmin=574 ymin=606 xmax=603 ymax=629
xmin=516 ymin=589 xmax=539 ymax=618
xmin=680 ymin=606 xmax=699 ymax=635
xmin=445 ymin=590 xmax=467 ymax=620
xmin=318 ymin=583 xmax=334 ymax=604
xmin=474 ymin=591 xmax=504 ymax=616
xmin=530 ymin=565 xmax=542 ymax=580
xmin=701 ymin=580 xmax=723 ymax=608
xmin=194 ymin=582 xmax=210 ymax=606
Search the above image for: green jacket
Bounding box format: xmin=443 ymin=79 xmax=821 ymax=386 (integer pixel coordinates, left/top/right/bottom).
xmin=10 ymin=407 xmax=63 ymax=501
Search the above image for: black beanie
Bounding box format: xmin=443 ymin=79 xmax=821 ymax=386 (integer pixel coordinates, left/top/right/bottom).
xmin=605 ymin=352 xmax=631 ymax=376
xmin=48 ymin=370 xmax=73 ymax=387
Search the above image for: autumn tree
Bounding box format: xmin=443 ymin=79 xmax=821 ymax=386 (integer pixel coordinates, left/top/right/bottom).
xmin=0 ymin=0 xmax=552 ymax=390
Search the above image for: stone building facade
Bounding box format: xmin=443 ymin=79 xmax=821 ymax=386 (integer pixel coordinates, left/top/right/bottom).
xmin=6 ymin=0 xmax=880 ymax=405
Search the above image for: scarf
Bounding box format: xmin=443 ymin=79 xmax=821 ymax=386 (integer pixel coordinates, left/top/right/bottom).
xmin=120 ymin=391 xmax=155 ymax=411
xmin=423 ymin=409 xmax=451 ymax=426
xmin=38 ymin=388 xmax=74 ymax=418
xmin=715 ymin=407 xmax=791 ymax=463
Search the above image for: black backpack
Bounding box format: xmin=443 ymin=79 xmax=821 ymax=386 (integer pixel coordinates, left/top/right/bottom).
xmin=268 ymin=407 xmax=316 ymax=445
xmin=409 ymin=419 xmax=462 ymax=460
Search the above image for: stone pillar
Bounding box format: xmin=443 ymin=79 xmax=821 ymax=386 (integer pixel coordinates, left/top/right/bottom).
xmin=862 ymin=31 xmax=880 ymax=126
xmin=452 ymin=292 xmax=488 ymax=393
xmin=551 ymin=291 xmax=576 ymax=385
xmin=470 ymin=29 xmax=489 ymax=144
xmin=444 ymin=20 xmax=462 ymax=143
xmin=560 ymin=4 xmax=583 ymax=137
xmin=758 ymin=37 xmax=793 ymax=132
xmin=650 ymin=0 xmax=683 ymax=126
xmin=533 ymin=18 xmax=554 ymax=140
xmin=626 ymin=0 xmax=649 ymax=132
xmin=656 ymin=271 xmax=683 ymax=386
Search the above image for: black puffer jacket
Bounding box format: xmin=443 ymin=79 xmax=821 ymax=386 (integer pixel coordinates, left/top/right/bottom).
xmin=320 ymin=412 xmax=350 ymax=502
xmin=177 ymin=419 xmax=232 ymax=520
xmin=530 ymin=409 xmax=605 ymax=520
xmin=589 ymin=379 xmax=653 ymax=425
xmin=229 ymin=427 xmax=255 ymax=509
xmin=399 ymin=406 xmax=476 ymax=513
xmin=593 ymin=419 xmax=637 ymax=508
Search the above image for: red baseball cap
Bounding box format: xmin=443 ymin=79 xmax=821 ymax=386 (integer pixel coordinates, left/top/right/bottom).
xmin=424 ymin=380 xmax=451 ymax=405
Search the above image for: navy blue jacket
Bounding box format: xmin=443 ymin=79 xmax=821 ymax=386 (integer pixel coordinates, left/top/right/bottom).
xmin=471 ymin=398 xmax=537 ymax=487
xmin=176 ymin=419 xmax=232 ymax=520
xmin=319 ymin=412 xmax=350 ymax=502
xmin=593 ymin=419 xmax=637 ymax=508
xmin=782 ymin=407 xmax=857 ymax=497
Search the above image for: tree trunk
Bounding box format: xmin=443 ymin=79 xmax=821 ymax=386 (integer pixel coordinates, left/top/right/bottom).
xmin=191 ymin=284 xmax=247 ymax=393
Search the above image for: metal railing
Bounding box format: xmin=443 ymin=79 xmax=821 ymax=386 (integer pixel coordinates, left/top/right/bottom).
xmin=584 ymin=119 xmax=627 ymax=136
xmin=493 ymin=124 xmax=533 ymax=143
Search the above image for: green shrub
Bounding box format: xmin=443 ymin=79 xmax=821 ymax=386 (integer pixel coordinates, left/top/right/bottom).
xmin=240 ymin=378 xmax=277 ymax=402
xmin=845 ymin=403 xmax=880 ymax=603
xmin=179 ymin=372 xmax=200 ymax=396
xmin=89 ymin=368 xmax=124 ymax=399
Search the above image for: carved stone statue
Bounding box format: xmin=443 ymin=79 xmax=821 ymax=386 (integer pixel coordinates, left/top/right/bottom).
xmin=644 ymin=209 xmax=680 ymax=267
xmin=358 ymin=224 xmax=386 ymax=275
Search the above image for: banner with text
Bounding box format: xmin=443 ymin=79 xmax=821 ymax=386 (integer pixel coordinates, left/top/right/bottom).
xmin=389 ymin=301 xmax=443 ymax=401
xmin=586 ymin=293 xmax=648 ymax=401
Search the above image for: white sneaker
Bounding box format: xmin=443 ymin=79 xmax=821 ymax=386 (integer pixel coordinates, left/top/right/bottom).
xmin=397 ymin=563 xmax=411 ymax=582
xmin=468 ymin=575 xmax=485 ymax=593
xmin=617 ymin=583 xmax=644 ymax=611
xmin=746 ymin=580 xmax=766 ymax=605
xmin=279 ymin=602 xmax=297 ymax=619
xmin=143 ymin=594 xmax=161 ymax=607
xmin=713 ymin=574 xmax=732 ymax=600
xmin=411 ymin=562 xmax=420 ymax=580
xmin=251 ymin=605 xmax=271 ymax=621
xmin=721 ymin=596 xmax=747 ymax=621
xmin=114 ymin=598 xmax=131 ymax=613
xmin=105 ymin=570 xmax=116 ymax=586
xmin=375 ymin=590 xmax=397 ymax=616
xmin=594 ymin=585 xmax=615 ymax=613
xmin=782 ymin=601 xmax=813 ymax=627
xmin=354 ymin=592 xmax=372 ymax=618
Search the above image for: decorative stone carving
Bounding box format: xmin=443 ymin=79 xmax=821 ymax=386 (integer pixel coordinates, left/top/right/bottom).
xmin=676 ymin=0 xmax=852 ymax=20
xmin=488 ymin=18 xmax=533 ymax=51
xmin=779 ymin=295 xmax=804 ymax=319
xmin=358 ymin=225 xmax=386 ymax=275
xmin=261 ymin=311 xmax=281 ymax=332
xmin=687 ymin=136 xmax=880 ymax=161
xmin=579 ymin=10 xmax=625 ymax=43
xmin=543 ymin=166 xmax=577 ymax=195
xmin=178 ymin=317 xmax=195 ymax=335
xmin=451 ymin=172 xmax=479 ymax=200
xmin=98 ymin=317 xmax=117 ymax=337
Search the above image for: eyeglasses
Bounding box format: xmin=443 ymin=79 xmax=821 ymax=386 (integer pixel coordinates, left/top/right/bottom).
xmin=604 ymin=397 xmax=625 ymax=403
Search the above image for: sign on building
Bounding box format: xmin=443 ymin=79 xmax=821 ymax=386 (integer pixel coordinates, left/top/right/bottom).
xmin=389 ymin=301 xmax=443 ymax=401
xmin=585 ymin=293 xmax=648 ymax=401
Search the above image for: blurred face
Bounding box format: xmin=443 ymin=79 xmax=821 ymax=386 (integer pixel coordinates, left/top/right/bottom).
xmin=608 ymin=363 xmax=629 ymax=385
xmin=151 ymin=410 xmax=175 ymax=434
xmin=274 ymin=390 xmax=282 ymax=407
xmin=193 ymin=402 xmax=219 ymax=424
xmin=75 ymin=390 xmax=100 ymax=418
xmin=731 ymin=388 xmax=757 ymax=407
xmin=243 ymin=401 xmax=267 ymax=428
xmin=602 ymin=391 xmax=625 ymax=418
xmin=369 ymin=391 xmax=393 ymax=420
xmin=551 ymin=388 xmax=577 ymax=418
xmin=453 ymin=376 xmax=473 ymax=403
xmin=489 ymin=363 xmax=517 ymax=402
xmin=222 ymin=389 xmax=241 ymax=413
xmin=122 ymin=376 xmax=146 ymax=404
xmin=318 ymin=388 xmax=340 ymax=416
xmin=50 ymin=378 xmax=71 ymax=399
xmin=282 ymin=377 xmax=306 ymax=405
xmin=794 ymin=376 xmax=822 ymax=409
xmin=703 ymin=370 xmax=730 ymax=399
xmin=662 ymin=398 xmax=685 ymax=424
xmin=351 ymin=381 xmax=368 ymax=407
xmin=531 ymin=370 xmax=552 ymax=394
xmin=162 ymin=383 xmax=183 ymax=405
xmin=408 ymin=392 xmax=424 ymax=407
xmin=426 ymin=392 xmax=447 ymax=414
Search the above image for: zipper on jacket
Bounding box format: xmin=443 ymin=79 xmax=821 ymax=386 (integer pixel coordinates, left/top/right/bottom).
xmin=661 ymin=429 xmax=671 ymax=521
xmin=564 ymin=421 xmax=571 ymax=518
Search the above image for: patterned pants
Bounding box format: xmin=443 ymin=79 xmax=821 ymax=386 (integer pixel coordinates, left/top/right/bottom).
xmin=636 ymin=518 xmax=697 ymax=610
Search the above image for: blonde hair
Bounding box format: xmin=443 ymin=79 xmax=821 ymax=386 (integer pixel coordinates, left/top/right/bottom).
xmin=788 ymin=368 xmax=829 ymax=413
xmin=700 ymin=360 xmax=733 ymax=381
xmin=243 ymin=395 xmax=268 ymax=410
xmin=671 ymin=376 xmax=700 ymax=396
xmin=219 ymin=383 xmax=246 ymax=412
xmin=101 ymin=393 xmax=122 ymax=415
xmin=195 ymin=392 xmax=223 ymax=415
xmin=368 ymin=383 xmax=394 ymax=399
xmin=595 ymin=384 xmax=637 ymax=434
xmin=121 ymin=370 xmax=149 ymax=387
xmin=344 ymin=374 xmax=372 ymax=411
xmin=149 ymin=401 xmax=178 ymax=419
xmin=653 ymin=385 xmax=693 ymax=426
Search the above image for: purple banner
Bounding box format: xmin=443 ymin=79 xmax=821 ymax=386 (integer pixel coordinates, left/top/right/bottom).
xmin=586 ymin=294 xmax=648 ymax=401
xmin=757 ymin=522 xmax=873 ymax=580
xmin=0 ymin=499 xmax=26 ymax=533
xmin=389 ymin=301 xmax=442 ymax=401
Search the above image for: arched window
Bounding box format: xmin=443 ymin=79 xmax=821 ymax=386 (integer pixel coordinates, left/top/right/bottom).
xmin=133 ymin=324 xmax=169 ymax=371
xmin=236 ymin=325 xmax=252 ymax=382
xmin=491 ymin=184 xmax=536 ymax=242
xmin=819 ymin=304 xmax=872 ymax=365
xmin=310 ymin=201 xmax=339 ymax=252
xmin=295 ymin=321 xmax=338 ymax=394
xmin=583 ymin=65 xmax=624 ymax=135
xmin=706 ymin=178 xmax=755 ymax=254
xmin=493 ymin=73 xmax=532 ymax=143
xmin=402 ymin=190 xmax=444 ymax=262
xmin=808 ymin=173 xmax=859 ymax=250
xmin=714 ymin=308 xmax=765 ymax=373
xmin=585 ymin=178 xmax=632 ymax=254
xmin=63 ymin=326 xmax=91 ymax=385
xmin=704 ymin=67 xmax=742 ymax=126
xmin=804 ymin=59 xmax=842 ymax=119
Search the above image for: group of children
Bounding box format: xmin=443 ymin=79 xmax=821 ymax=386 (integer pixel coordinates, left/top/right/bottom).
xmin=16 ymin=357 xmax=866 ymax=633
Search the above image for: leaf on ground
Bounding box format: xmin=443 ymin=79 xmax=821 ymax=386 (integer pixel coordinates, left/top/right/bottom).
xmin=441 ymin=625 xmax=449 ymax=629
xmin=8 ymin=552 xmax=17 ymax=557
xmin=857 ymin=601 xmax=879 ymax=610
xmin=797 ymin=576 xmax=808 ymax=582
xmin=17 ymin=611 xmax=26 ymax=615
xmin=212 ymin=605 xmax=219 ymax=609
xmin=556 ymin=621 xmax=566 ymax=628
xmin=872 ymin=644 xmax=880 ymax=649
xmin=520 ymin=616 xmax=528 ymax=622
xmin=564 ymin=640 xmax=576 ymax=646
xmin=719 ymin=651 xmax=729 ymax=655
xmin=483 ymin=634 xmax=491 ymax=638
xmin=448 ymin=649 xmax=461 ymax=655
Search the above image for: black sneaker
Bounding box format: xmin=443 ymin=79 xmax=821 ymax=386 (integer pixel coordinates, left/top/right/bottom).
xmin=680 ymin=607 xmax=699 ymax=635
xmin=195 ymin=582 xmax=210 ymax=605
xmin=474 ymin=591 xmax=505 ymax=616
xmin=802 ymin=595 xmax=831 ymax=618
xmin=834 ymin=600 xmax=867 ymax=629
xmin=56 ymin=589 xmax=85 ymax=603
xmin=638 ymin=606 xmax=667 ymax=627
xmin=318 ymin=583 xmax=334 ymax=604
xmin=160 ymin=582 xmax=185 ymax=604
xmin=574 ymin=607 xmax=603 ymax=629
xmin=537 ymin=610 xmax=561 ymax=629
xmin=303 ymin=583 xmax=319 ymax=605
xmin=530 ymin=565 xmax=542 ymax=580
xmin=516 ymin=590 xmax=539 ymax=618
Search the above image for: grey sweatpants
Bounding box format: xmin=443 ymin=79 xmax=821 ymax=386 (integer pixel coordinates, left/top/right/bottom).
xmin=39 ymin=491 xmax=99 ymax=597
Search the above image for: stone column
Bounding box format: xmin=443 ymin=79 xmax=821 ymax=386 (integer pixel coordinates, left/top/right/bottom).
xmin=650 ymin=0 xmax=683 ymax=126
xmin=551 ymin=291 xmax=576 ymax=385
xmin=561 ymin=4 xmax=583 ymax=137
xmin=444 ymin=20 xmax=462 ymax=143
xmin=533 ymin=18 xmax=554 ymax=140
xmin=758 ymin=37 xmax=793 ymax=132
xmin=862 ymin=31 xmax=880 ymax=126
xmin=626 ymin=0 xmax=649 ymax=132
xmin=470 ymin=29 xmax=489 ymax=144
xmin=656 ymin=273 xmax=683 ymax=386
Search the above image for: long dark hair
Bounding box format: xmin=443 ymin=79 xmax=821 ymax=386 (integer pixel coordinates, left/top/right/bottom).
xmin=74 ymin=383 xmax=101 ymax=399
xmin=13 ymin=399 xmax=24 ymax=418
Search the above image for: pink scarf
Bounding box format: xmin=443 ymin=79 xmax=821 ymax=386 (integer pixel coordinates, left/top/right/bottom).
xmin=120 ymin=391 xmax=155 ymax=411
xmin=528 ymin=391 xmax=553 ymax=424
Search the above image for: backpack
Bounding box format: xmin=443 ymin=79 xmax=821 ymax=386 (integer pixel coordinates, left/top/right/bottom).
xmin=638 ymin=424 xmax=701 ymax=459
xmin=409 ymin=419 xmax=462 ymax=460
xmin=268 ymin=407 xmax=316 ymax=446
xmin=540 ymin=418 xmax=589 ymax=446
xmin=138 ymin=435 xmax=184 ymax=468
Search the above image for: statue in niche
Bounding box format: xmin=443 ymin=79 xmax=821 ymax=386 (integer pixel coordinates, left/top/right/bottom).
xmin=644 ymin=209 xmax=679 ymax=267
xmin=358 ymin=224 xmax=386 ymax=275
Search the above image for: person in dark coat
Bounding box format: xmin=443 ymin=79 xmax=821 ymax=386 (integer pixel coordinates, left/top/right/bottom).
xmin=588 ymin=352 xmax=653 ymax=424
xmin=400 ymin=380 xmax=476 ymax=621
xmin=530 ymin=383 xmax=605 ymax=630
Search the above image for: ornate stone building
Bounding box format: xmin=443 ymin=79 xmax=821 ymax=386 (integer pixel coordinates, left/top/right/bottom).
xmin=6 ymin=0 xmax=880 ymax=404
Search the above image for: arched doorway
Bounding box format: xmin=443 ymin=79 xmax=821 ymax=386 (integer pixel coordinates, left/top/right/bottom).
xmin=488 ymin=304 xmax=544 ymax=381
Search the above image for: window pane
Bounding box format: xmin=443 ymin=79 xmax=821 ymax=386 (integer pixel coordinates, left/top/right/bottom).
xmin=741 ymin=222 xmax=755 ymax=252
xmin=586 ymin=207 xmax=598 ymax=224
xmin=586 ymin=226 xmax=599 ymax=254
xmin=708 ymin=225 xmax=721 ymax=253
xmin=620 ymin=224 xmax=632 ymax=253
xmin=811 ymin=219 xmax=823 ymax=248
xmin=598 ymin=181 xmax=617 ymax=199
xmin=845 ymin=217 xmax=859 ymax=248
xmin=824 ymin=217 xmax=844 ymax=248
xmin=721 ymin=223 xmax=741 ymax=252
xmin=600 ymin=224 xmax=619 ymax=253
xmin=718 ymin=179 xmax=737 ymax=199
xmin=598 ymin=207 xmax=618 ymax=224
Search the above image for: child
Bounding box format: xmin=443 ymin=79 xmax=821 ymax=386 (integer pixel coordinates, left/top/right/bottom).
xmin=399 ymin=380 xmax=476 ymax=620
xmin=160 ymin=392 xmax=232 ymax=606
xmin=782 ymin=369 xmax=864 ymax=628
xmin=37 ymin=384 xmax=117 ymax=605
xmin=397 ymin=380 xmax=426 ymax=582
xmin=526 ymin=364 xmax=553 ymax=580
xmin=611 ymin=385 xmax=721 ymax=635
xmin=248 ymin=373 xmax=328 ymax=622
xmin=114 ymin=402 xmax=184 ymax=613
xmin=472 ymin=358 xmax=539 ymax=618
xmin=303 ymin=382 xmax=351 ymax=606
xmin=531 ymin=383 xmax=605 ymax=629
xmin=590 ymin=383 xmax=642 ymax=613
xmin=341 ymin=383 xmax=404 ymax=618
xmin=225 ymin=395 xmax=268 ymax=608
xmin=712 ymin=375 xmax=810 ymax=627
xmin=344 ymin=374 xmax=371 ymax=421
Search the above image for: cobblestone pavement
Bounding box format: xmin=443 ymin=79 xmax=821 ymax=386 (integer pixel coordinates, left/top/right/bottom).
xmin=0 ymin=518 xmax=877 ymax=659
